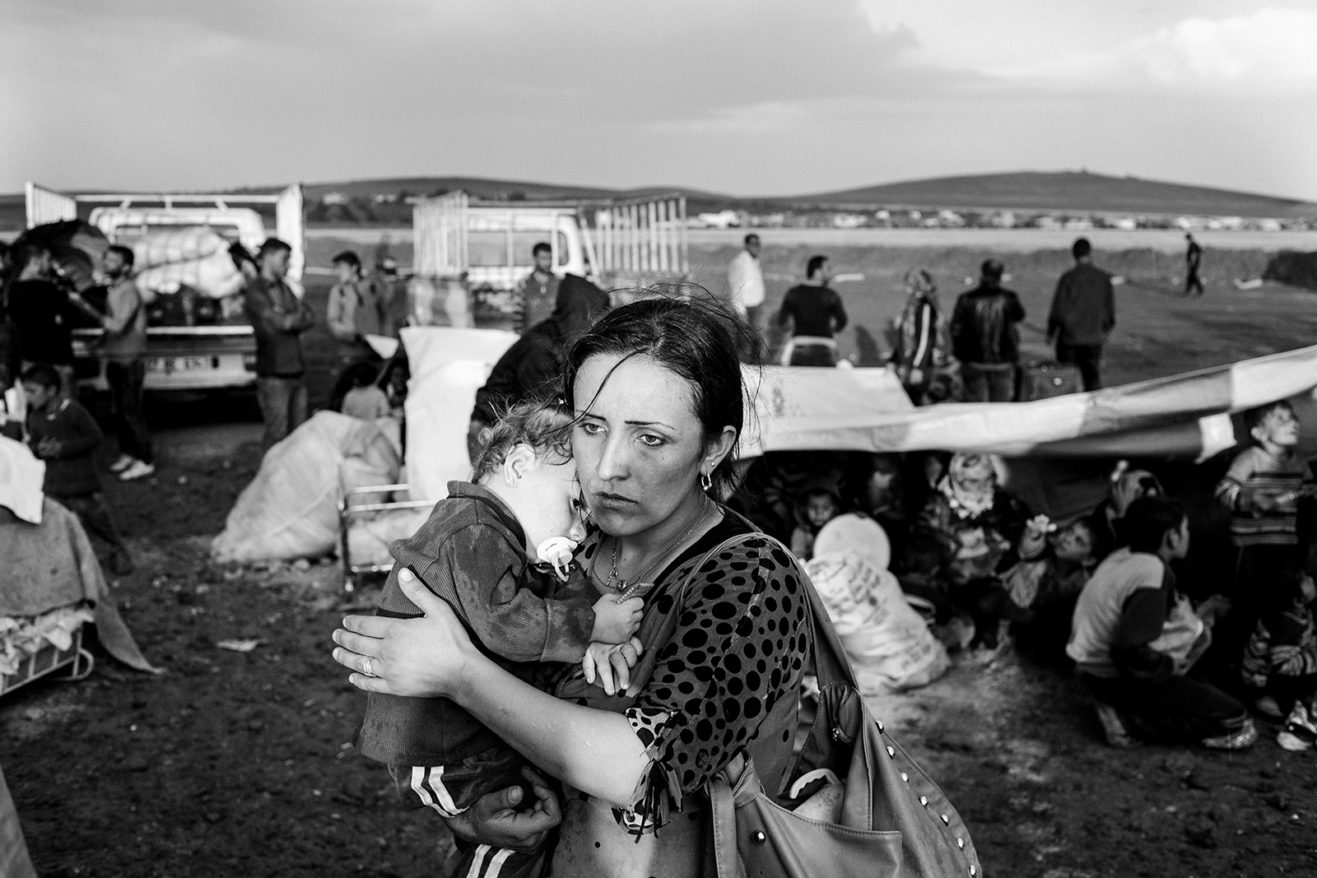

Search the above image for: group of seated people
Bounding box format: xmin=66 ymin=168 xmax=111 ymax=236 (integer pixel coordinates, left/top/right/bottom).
xmin=730 ymin=398 xmax=1317 ymax=754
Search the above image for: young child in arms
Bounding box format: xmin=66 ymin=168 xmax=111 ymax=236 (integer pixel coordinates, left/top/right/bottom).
xmin=354 ymin=400 xmax=643 ymax=878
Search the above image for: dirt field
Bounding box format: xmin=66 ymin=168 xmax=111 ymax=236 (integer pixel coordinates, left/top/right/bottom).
xmin=4 ymin=234 xmax=1317 ymax=877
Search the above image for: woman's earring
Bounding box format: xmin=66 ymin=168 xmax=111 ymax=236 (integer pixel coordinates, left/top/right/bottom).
xmin=700 ymin=471 xmax=713 ymax=492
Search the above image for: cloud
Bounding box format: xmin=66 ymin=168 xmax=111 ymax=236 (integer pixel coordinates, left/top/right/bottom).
xmin=982 ymin=8 xmax=1317 ymax=96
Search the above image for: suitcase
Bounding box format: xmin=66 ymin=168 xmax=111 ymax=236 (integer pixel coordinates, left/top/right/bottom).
xmin=1020 ymin=361 xmax=1083 ymax=401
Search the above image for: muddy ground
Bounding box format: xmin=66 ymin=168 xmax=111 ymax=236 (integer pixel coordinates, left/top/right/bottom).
xmin=4 ymin=245 xmax=1317 ymax=877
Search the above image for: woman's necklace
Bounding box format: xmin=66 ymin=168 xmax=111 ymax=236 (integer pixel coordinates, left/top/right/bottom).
xmin=605 ymin=495 xmax=712 ymax=594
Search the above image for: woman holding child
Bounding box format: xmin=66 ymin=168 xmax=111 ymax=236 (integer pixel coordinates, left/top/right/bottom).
xmin=333 ymin=298 xmax=817 ymax=875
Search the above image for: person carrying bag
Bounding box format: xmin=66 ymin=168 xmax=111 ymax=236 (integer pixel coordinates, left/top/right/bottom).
xmin=654 ymin=534 xmax=983 ymax=878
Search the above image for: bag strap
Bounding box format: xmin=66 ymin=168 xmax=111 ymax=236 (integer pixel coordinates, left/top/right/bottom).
xmin=709 ymin=757 xmax=739 ymax=878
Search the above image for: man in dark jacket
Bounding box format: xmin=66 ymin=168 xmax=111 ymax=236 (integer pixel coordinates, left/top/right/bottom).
xmin=950 ymin=259 xmax=1025 ymax=402
xmin=1047 ymin=238 xmax=1115 ymax=391
xmin=467 ymin=274 xmax=609 ymax=461
xmin=6 ymin=242 xmax=78 ymax=400
xmin=243 ymin=238 xmax=315 ymax=451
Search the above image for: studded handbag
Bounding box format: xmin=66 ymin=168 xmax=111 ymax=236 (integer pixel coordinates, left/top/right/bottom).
xmin=707 ymin=535 xmax=983 ymax=878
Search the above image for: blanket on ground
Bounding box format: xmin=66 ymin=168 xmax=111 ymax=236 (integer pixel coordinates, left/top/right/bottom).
xmin=0 ymin=499 xmax=157 ymax=673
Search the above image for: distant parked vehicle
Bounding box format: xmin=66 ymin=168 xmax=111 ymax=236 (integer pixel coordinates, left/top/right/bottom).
xmin=409 ymin=191 xmax=688 ymax=329
xmin=25 ymin=181 xmax=306 ymax=393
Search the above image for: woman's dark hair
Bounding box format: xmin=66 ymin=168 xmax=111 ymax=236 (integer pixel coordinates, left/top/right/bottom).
xmin=563 ymin=291 xmax=746 ymax=495
xmin=1121 ymin=495 xmax=1186 ymax=554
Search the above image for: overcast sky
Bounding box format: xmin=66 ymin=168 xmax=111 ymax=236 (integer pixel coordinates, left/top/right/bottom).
xmin=4 ymin=1 xmax=1316 ymax=200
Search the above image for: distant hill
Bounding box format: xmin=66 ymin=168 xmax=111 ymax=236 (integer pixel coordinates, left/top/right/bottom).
xmin=302 ymin=176 xmax=733 ymax=204
xmin=4 ymin=171 xmax=1314 ymax=231
xmin=797 ymin=171 xmax=1317 ymax=219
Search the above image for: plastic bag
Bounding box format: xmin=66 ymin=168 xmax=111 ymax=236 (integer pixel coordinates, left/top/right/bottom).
xmin=211 ymin=412 xmax=400 ymax=562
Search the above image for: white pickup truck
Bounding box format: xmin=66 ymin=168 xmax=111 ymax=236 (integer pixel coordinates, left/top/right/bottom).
xmin=25 ymin=182 xmax=305 ymax=392
xmin=409 ymin=191 xmax=688 ymax=329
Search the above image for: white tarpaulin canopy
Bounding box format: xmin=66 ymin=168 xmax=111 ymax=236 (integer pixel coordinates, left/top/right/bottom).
xmin=401 ymin=326 xmax=1317 ymax=502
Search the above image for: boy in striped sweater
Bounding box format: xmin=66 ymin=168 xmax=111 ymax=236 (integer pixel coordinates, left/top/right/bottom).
xmin=1215 ymin=400 xmax=1311 ymax=657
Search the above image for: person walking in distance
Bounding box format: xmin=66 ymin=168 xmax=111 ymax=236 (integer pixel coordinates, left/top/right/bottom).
xmin=1184 ymin=234 xmax=1204 ymax=298
xmin=243 ymin=238 xmax=315 ymax=451
xmin=950 ymin=259 xmax=1025 ymax=402
xmin=777 ymin=254 xmax=848 ymax=366
xmin=727 ymin=233 xmax=766 ymax=361
xmin=1047 ymin=237 xmax=1115 ymax=392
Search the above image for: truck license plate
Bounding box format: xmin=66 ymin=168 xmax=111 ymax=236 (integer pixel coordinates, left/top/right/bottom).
xmin=144 ymin=356 xmax=210 ymax=375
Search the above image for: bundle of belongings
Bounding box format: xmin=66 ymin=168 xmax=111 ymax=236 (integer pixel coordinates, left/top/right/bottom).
xmin=0 ymin=437 xmax=157 ymax=696
xmin=804 ymin=514 xmax=950 ymax=694
xmin=211 ymin=412 xmax=402 ymax=563
xmin=130 ymin=228 xmax=259 ymax=327
xmin=133 ymin=228 xmax=248 ymax=301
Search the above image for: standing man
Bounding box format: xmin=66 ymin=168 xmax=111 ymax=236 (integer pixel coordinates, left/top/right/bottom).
xmin=516 ymin=242 xmax=560 ymax=333
xmin=327 ymin=250 xmax=393 ymax=409
xmin=727 ymin=233 xmax=766 ymax=362
xmin=1184 ymin=234 xmax=1204 ymax=297
xmin=950 ymin=259 xmax=1026 ymax=402
xmin=776 ymin=254 xmax=848 ymax=366
xmin=70 ymin=246 xmax=154 ymax=480
xmin=6 ymin=242 xmax=77 ymax=400
xmin=243 ymin=238 xmax=315 ymax=451
xmin=1047 ymin=237 xmax=1115 ymax=392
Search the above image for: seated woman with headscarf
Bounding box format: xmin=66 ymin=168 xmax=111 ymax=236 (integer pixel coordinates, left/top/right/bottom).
xmin=901 ymin=451 xmax=1037 ymax=651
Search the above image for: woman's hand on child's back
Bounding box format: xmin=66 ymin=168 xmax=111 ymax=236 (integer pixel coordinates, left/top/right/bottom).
xmin=332 ymin=567 xmax=478 ymax=697
xmin=590 ymin=594 xmax=644 ymax=643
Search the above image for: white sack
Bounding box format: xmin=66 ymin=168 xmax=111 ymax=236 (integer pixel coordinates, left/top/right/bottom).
xmin=131 ymin=228 xmax=245 ymax=301
xmin=805 ymin=549 xmax=949 ymax=694
xmin=401 ymin=326 xmax=518 ymax=502
xmin=211 ymin=412 xmax=400 ymax=563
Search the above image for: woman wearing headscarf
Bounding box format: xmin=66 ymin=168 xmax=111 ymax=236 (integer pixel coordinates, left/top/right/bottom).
xmin=902 ymin=452 xmax=1036 ymax=650
xmin=889 ymin=269 xmax=947 ymax=405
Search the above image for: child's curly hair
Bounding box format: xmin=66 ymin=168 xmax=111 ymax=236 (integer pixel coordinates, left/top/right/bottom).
xmin=471 ymin=399 xmax=575 ymax=481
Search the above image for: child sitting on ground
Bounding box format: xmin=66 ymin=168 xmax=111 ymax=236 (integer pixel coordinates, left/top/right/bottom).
xmin=790 ymin=474 xmax=843 ymax=560
xmin=354 ymin=401 xmax=644 ymax=878
xmin=21 ymin=364 xmax=134 ymax=575
xmin=1068 ymin=495 xmax=1254 ymax=751
xmin=1240 ymin=571 xmax=1317 ymax=751
xmin=1003 ymin=516 xmax=1098 ymax=666
xmin=1215 ymin=399 xmax=1312 ymax=656
xmin=338 ymin=361 xmax=391 ymax=421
